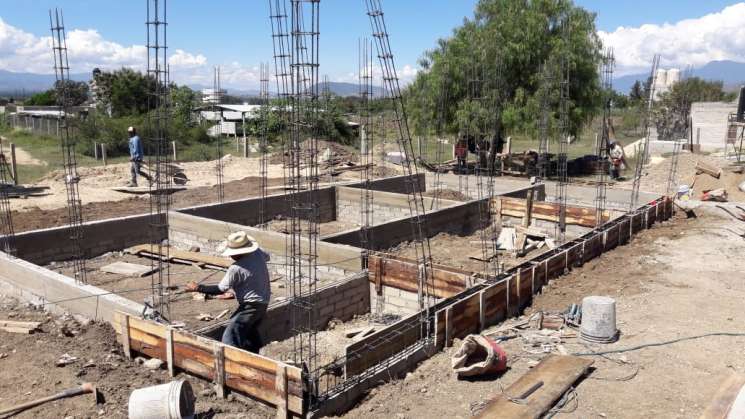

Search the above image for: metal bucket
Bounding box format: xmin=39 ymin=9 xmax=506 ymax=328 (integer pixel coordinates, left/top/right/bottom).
xmin=128 ymin=379 xmax=196 ymax=419
xmin=580 ymin=296 xmax=618 ymax=344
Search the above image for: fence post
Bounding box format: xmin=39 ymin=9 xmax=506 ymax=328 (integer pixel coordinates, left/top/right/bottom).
xmin=101 ymin=143 xmax=107 ymax=166
xmin=10 ymin=143 xmax=18 ymax=186
xmin=94 ymin=143 xmax=99 ymax=160
xmin=172 ymin=141 xmax=177 ymax=161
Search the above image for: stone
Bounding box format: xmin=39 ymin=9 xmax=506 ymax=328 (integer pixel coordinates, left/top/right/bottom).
xmin=143 ymin=358 xmax=164 ymax=370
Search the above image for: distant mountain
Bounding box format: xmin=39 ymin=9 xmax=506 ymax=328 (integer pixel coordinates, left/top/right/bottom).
xmin=0 ymin=69 xmax=89 ymax=96
xmin=614 ymin=60 xmax=745 ymax=95
xmin=315 ymin=82 xmax=385 ymax=98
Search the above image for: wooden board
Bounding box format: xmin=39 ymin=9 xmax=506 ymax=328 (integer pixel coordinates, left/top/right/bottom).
xmin=126 ymin=244 xmax=232 ymax=270
xmin=496 ymin=197 xmax=613 ymax=228
xmin=475 ymin=355 xmax=593 ymax=419
xmin=100 ymin=261 xmax=157 ymax=277
xmin=112 ymin=186 xmax=187 ymax=194
xmin=112 ymin=312 xmax=303 ymax=415
xmin=701 ymin=374 xmax=745 ymax=419
xmin=368 ymin=254 xmax=467 ymax=299
xmin=604 ymin=224 xmax=620 ymax=252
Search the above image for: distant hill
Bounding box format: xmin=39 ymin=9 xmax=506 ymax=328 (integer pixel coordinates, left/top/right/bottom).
xmin=0 ymin=69 xmax=89 ymax=96
xmin=614 ymin=60 xmax=745 ymax=95
xmin=315 ymin=82 xmax=385 ymax=98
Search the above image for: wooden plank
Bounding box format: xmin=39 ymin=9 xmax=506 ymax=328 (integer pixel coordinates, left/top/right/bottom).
xmin=367 ymin=255 xmax=466 ymax=298
xmin=119 ymin=314 xmax=131 ymax=359
xmin=647 ymin=204 xmax=657 ymax=228
xmin=0 ymin=320 xmax=40 ymax=329
xmin=604 ymin=224 xmax=620 ymax=251
xmin=475 ymin=355 xmax=593 ymax=419
xmin=618 ymin=218 xmax=631 ymax=245
xmin=166 ymin=326 xmax=175 ymax=377
xmin=701 ymin=374 xmax=745 ymax=419
xmin=100 ymin=261 xmax=157 ymax=277
xmin=275 ymin=365 xmax=288 ymax=419
xmin=479 ymin=290 xmax=486 ymax=332
xmin=445 ymin=307 xmax=453 ymax=347
xmin=114 ymin=311 xmax=303 ymax=415
xmin=497 ymin=197 xmax=612 ymax=228
xmin=125 ymin=244 xmax=232 ymax=269
xmin=631 ymin=212 xmax=644 ymax=235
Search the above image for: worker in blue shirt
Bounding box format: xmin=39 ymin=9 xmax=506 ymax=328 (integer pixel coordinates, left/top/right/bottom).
xmin=127 ymin=126 xmax=151 ymax=187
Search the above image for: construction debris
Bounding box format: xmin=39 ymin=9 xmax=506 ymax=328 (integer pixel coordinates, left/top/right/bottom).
xmin=696 ymin=161 xmax=722 ymax=179
xmin=0 ymin=382 xmax=97 ymax=417
xmin=451 ymin=334 xmax=508 ymax=378
xmin=0 ymin=320 xmax=41 ymax=334
xmin=55 ymin=353 xmax=78 ymax=367
xmin=100 ymin=261 xmax=157 ymax=277
xmin=474 ymin=355 xmax=593 ymax=418
xmin=345 ymin=326 xmax=376 ymax=340
xmin=703 ymin=188 xmax=729 ymax=202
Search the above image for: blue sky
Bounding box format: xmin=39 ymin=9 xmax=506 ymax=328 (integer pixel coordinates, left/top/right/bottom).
xmin=2 ymin=1 xmax=745 ymax=88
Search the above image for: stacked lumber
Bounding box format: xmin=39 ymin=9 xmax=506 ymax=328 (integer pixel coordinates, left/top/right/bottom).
xmin=0 ymin=320 xmax=41 ymax=334
xmin=125 ymin=244 xmax=231 ymax=270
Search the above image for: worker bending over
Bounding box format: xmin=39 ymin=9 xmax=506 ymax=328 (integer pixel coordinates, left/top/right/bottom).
xmin=186 ymin=231 xmax=271 ymax=353
xmin=608 ymin=141 xmax=627 ymax=180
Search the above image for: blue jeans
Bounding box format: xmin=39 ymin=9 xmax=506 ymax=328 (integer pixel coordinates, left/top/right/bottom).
xmin=221 ymin=303 xmax=267 ymax=353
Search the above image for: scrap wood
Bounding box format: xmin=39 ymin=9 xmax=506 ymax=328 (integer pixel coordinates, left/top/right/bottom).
xmin=701 ymin=374 xmax=745 ymax=419
xmin=474 ymin=355 xmax=593 ymax=419
xmin=0 ymin=320 xmax=41 ymax=334
xmin=345 ymin=326 xmax=376 ymax=340
xmin=696 ymin=161 xmax=722 ymax=179
xmin=125 ymin=244 xmax=231 ymax=270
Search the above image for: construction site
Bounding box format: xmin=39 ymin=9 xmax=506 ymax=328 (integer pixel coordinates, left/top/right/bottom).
xmin=1 ymin=1 xmax=745 ymax=418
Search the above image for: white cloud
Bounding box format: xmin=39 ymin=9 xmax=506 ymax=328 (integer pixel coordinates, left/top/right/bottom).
xmin=599 ymin=3 xmax=745 ymax=75
xmin=169 ymin=49 xmax=207 ymax=69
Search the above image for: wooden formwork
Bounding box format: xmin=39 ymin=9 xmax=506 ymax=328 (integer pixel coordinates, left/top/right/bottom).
xmin=113 ymin=312 xmax=303 ymax=418
xmin=347 ymin=197 xmax=673 ymax=376
xmin=367 ymin=253 xmax=472 ymax=299
xmin=495 ymin=197 xmax=621 ymax=227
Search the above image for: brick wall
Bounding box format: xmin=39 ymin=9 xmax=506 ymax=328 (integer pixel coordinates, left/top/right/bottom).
xmin=369 ymin=283 xmax=422 ymax=316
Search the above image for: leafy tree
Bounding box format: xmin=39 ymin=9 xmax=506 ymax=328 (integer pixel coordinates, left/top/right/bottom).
xmin=654 ymin=77 xmax=736 ymax=141
xmin=24 ymin=90 xmax=56 ymax=106
xmin=54 ymin=80 xmax=89 ymax=106
xmin=171 ymin=85 xmax=198 ymax=125
xmin=628 ymin=80 xmax=644 ymax=103
xmin=406 ymin=0 xmax=603 ymax=144
xmin=93 ymin=68 xmax=156 ymax=117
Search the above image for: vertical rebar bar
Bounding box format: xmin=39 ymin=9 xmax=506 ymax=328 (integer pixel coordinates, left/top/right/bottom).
xmin=595 ymin=49 xmax=614 ymax=226
xmin=146 ymin=0 xmax=172 ymax=320
xmin=49 ymin=8 xmax=87 ymax=284
xmin=213 ymin=66 xmax=225 ymax=203
xmin=259 ymin=62 xmax=271 ymax=229
xmin=631 ymin=54 xmax=660 ymax=210
xmin=0 ymin=141 xmax=15 ymax=256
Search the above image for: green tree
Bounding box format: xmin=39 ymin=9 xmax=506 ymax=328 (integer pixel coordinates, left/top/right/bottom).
xmin=406 ymin=0 xmax=603 ymax=142
xmin=24 ymin=90 xmax=56 ymax=106
xmin=171 ymin=84 xmax=198 ymax=125
xmin=629 ymin=80 xmax=644 ymax=103
xmin=654 ymin=77 xmax=736 ymax=141
xmin=94 ymin=68 xmax=156 ymax=117
xmin=54 ymin=80 xmax=89 ymax=106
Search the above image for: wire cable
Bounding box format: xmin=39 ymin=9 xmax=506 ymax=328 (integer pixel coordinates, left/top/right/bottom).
xmin=572 ymin=332 xmax=745 ymax=356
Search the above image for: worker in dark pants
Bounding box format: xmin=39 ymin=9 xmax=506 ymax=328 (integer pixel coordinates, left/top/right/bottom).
xmin=185 ymin=231 xmax=271 ymax=353
xmin=127 ymin=126 xmax=151 ymax=187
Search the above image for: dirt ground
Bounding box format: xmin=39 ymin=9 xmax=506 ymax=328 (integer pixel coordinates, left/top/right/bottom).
xmin=341 ymin=209 xmax=745 ymax=418
xmin=390 ymin=227 xmax=563 ymax=273
xmin=47 ymin=251 xmax=347 ymax=330
xmin=616 ymin=152 xmax=745 ymax=201
xmin=0 ymin=294 xmax=274 ymax=419
xmin=10 ymin=175 xmax=286 ymax=233
xmin=421 ymin=188 xmax=471 ymax=202
xmin=264 ymin=219 xmax=360 ymax=237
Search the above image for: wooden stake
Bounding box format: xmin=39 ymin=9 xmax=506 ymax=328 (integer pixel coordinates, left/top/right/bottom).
xmin=120 ymin=315 xmax=131 ymax=359
xmin=172 ymin=141 xmax=177 ymax=161
xmin=10 ymin=143 xmax=17 ymax=185
xmin=445 ymin=307 xmax=453 ymax=348
xmin=213 ymin=342 xmax=226 ymax=399
xmin=275 ymin=365 xmax=289 ymax=419
xmin=101 ymin=144 xmax=107 ymax=166
xmin=166 ymin=327 xmax=175 ymax=377
xmin=478 ymin=290 xmax=486 ymax=332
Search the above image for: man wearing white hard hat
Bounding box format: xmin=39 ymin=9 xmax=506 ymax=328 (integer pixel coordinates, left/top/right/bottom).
xmin=127 ymin=126 xmax=151 ymax=187
xmin=186 ymin=231 xmax=271 ymax=353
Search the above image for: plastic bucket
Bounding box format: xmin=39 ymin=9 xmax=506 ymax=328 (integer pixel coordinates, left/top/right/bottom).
xmin=580 ymin=296 xmax=618 ymax=344
xmin=128 ymin=379 xmax=195 ymax=419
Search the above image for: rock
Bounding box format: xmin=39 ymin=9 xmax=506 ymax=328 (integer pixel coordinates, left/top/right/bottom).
xmin=73 ymin=314 xmax=92 ymax=327
xmin=189 ymin=246 xmax=201 ymax=252
xmin=143 ymin=358 xmax=164 ymax=370
xmin=200 ymin=388 xmax=216 ymax=397
xmin=192 ymin=293 xmax=206 ymax=301
xmin=84 ymin=360 xmax=96 ymax=368
xmin=197 ymin=313 xmax=214 ymax=321
xmin=0 ymin=353 xmax=7 ymax=359
xmin=55 ymin=353 xmax=78 ymax=367
xmin=134 ymin=357 xmax=146 ymax=365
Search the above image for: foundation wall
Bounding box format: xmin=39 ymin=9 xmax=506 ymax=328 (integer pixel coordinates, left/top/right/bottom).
xmin=0 ymin=252 xmax=145 ymax=324
xmin=369 ymin=283 xmax=421 ymax=316
xmin=199 ymin=272 xmax=371 ymax=344
xmin=345 ymin=173 xmax=426 ymax=194
xmin=12 ymin=214 xmax=157 ymax=265
xmin=336 ymin=186 xmax=460 ymax=225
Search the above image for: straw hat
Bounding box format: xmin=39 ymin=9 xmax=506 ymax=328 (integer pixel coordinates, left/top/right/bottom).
xmin=127 ymin=126 xmax=135 ymax=132
xmin=222 ymin=231 xmax=260 ymax=257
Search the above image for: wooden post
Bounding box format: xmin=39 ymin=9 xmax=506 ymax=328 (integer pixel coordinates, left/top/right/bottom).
xmin=93 ymin=143 xmax=99 ymax=160
xmin=119 ymin=315 xmax=131 ymax=359
xmin=9 ymin=143 xmax=17 ymax=186
xmin=445 ymin=307 xmax=453 ymax=348
xmin=213 ymin=343 xmax=226 ymax=399
xmin=515 ymin=187 xmax=534 ymax=255
xmin=101 ymin=144 xmax=107 ymax=166
xmin=243 ymin=137 xmax=248 ymax=158
xmin=171 ymin=141 xmax=177 ymax=161
xmin=166 ymin=327 xmax=175 ymax=377
xmin=478 ymin=290 xmax=486 ymax=332
xmin=275 ymin=365 xmax=289 ymax=419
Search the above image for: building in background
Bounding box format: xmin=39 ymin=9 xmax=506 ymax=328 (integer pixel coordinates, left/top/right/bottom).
xmin=653 ymin=68 xmax=681 ymax=100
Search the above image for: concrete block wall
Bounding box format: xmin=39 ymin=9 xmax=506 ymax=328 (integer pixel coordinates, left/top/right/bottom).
xmin=691 ymin=101 xmax=737 ymax=151
xmin=201 ymin=272 xmax=371 ymax=343
xmin=369 ymin=283 xmax=421 ymax=316
xmin=336 ymin=186 xmax=460 ymax=225
xmin=345 ymin=173 xmax=426 ymax=195
xmin=179 ymin=187 xmax=337 ymax=227
xmin=12 ymin=214 xmax=157 ymax=265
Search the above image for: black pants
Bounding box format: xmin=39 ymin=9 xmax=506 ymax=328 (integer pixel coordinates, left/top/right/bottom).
xmin=221 ymin=302 xmax=267 ymax=353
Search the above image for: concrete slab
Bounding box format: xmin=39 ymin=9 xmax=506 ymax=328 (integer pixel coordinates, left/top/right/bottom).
xmin=99 ymin=261 xmax=156 ymax=277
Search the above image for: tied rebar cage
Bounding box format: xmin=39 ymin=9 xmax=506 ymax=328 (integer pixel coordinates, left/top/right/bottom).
xmin=358 ymin=38 xmax=374 ymax=263
xmin=146 ymin=0 xmax=172 ymax=320
xmin=287 ymin=0 xmax=321 ymax=384
xmin=49 ymin=9 xmax=87 ymax=284
xmin=554 ymin=23 xmax=571 ymax=244
xmin=213 ymin=66 xmax=225 ymax=204
xmin=631 ymin=54 xmax=661 ymax=211
xmin=366 ymin=0 xmax=436 ymax=322
xmin=537 ymin=64 xmax=552 ymax=182
xmin=595 ymin=49 xmax=614 ymax=227
xmin=259 ymin=62 xmax=271 ymax=229
xmin=0 ymin=142 xmax=15 ymax=255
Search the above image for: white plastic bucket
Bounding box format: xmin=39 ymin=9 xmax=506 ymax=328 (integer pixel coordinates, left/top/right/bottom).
xmin=580 ymin=296 xmax=618 ymax=344
xmin=128 ymin=379 xmax=195 ymax=419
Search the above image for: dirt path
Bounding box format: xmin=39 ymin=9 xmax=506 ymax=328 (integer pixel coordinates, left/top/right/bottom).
xmin=342 ymin=210 xmax=745 ymax=418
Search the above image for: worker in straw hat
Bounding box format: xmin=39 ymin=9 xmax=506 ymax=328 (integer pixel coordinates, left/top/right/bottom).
xmin=127 ymin=126 xmax=151 ymax=187
xmin=186 ymin=231 xmax=271 ymax=353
